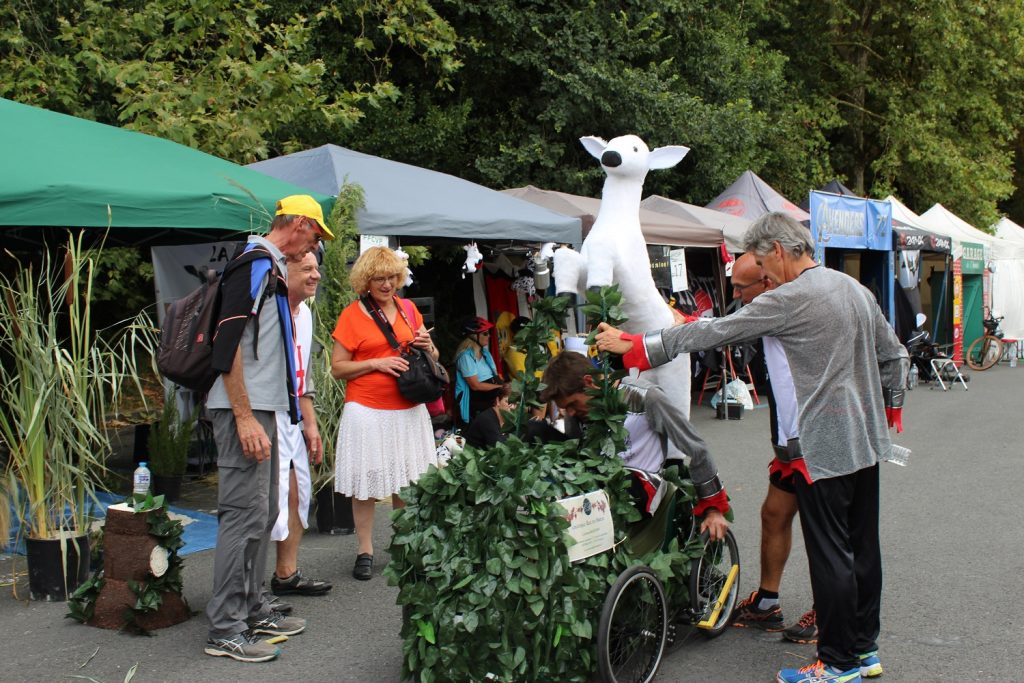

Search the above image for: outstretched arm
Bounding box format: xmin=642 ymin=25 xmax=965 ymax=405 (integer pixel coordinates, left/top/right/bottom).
xmin=596 ymin=298 xmax=787 ymax=370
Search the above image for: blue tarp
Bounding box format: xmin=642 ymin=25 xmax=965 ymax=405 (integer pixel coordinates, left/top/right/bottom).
xmin=4 ymin=491 xmax=217 ymax=558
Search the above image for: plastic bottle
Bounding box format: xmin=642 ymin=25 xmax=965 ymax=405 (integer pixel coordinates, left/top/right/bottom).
xmin=908 ymin=364 xmax=919 ymax=390
xmin=133 ymin=461 xmax=151 ymax=500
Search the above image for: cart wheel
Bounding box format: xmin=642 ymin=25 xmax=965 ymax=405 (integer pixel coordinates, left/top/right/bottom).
xmin=689 ymin=529 xmax=741 ymax=639
xmin=596 ymin=565 xmax=668 ymax=683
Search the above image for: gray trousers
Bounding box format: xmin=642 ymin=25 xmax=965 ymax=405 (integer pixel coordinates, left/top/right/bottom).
xmin=206 ymin=409 xmax=279 ymax=639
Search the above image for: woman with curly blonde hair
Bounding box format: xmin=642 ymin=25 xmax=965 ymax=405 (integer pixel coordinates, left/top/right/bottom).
xmin=330 ymin=247 xmax=442 ymax=580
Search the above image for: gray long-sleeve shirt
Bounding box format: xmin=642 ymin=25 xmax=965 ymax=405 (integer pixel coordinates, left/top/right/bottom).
xmin=618 ymin=376 xmax=720 ymax=492
xmin=643 ymin=266 xmax=909 ymax=482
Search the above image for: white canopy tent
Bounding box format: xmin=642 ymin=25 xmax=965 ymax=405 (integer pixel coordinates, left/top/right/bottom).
xmin=994 ymin=216 xmax=1024 ymax=245
xmin=919 ymin=204 xmax=1024 ymax=338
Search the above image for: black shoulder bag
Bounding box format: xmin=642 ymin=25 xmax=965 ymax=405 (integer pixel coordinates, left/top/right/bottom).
xmin=363 ymin=295 xmax=449 ymax=404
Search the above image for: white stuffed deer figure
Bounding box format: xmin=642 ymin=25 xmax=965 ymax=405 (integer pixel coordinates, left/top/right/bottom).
xmin=554 ymin=134 xmax=695 ymax=419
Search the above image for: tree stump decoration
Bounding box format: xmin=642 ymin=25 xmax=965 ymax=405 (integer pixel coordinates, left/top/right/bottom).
xmin=68 ymin=501 xmax=190 ymax=632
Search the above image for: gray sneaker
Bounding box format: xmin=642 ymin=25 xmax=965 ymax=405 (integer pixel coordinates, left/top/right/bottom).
xmin=248 ymin=610 xmax=306 ymax=636
xmin=204 ymin=629 xmax=280 ymax=662
xmin=267 ymin=594 xmax=293 ymax=614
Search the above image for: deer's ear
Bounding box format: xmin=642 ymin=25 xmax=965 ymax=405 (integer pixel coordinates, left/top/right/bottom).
xmin=648 ymin=145 xmax=689 ymax=170
xmin=580 ymin=136 xmax=608 ymax=161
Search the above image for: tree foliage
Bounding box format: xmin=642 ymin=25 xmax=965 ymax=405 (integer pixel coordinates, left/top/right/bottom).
xmin=336 ymin=0 xmax=834 ymax=205
xmin=764 ymin=0 xmax=1024 ymax=228
xmin=0 ymin=0 xmax=460 ymax=163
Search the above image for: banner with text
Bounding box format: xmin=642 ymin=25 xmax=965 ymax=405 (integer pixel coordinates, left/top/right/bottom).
xmin=810 ymin=192 xmax=893 ymax=261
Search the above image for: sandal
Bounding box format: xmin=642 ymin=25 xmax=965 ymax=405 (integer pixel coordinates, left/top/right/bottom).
xmin=271 ymin=569 xmax=333 ymax=596
xmin=352 ymin=553 xmax=373 ymax=581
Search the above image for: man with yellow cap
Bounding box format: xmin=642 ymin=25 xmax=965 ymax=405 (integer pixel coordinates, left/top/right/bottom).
xmin=204 ymin=195 xmax=332 ymax=662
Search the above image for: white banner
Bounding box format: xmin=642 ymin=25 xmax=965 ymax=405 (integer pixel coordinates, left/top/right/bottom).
xmin=670 ymin=248 xmax=689 ymax=292
xmin=359 ymin=234 xmax=392 ymax=253
xmin=151 ymin=241 xmax=242 ymax=325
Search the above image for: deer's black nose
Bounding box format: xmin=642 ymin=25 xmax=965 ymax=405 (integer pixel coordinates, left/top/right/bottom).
xmin=601 ymin=150 xmax=622 ymax=167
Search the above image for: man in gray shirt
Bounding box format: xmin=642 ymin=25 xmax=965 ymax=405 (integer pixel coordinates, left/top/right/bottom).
xmin=597 ymin=212 xmax=907 ymax=683
xmin=203 ymin=195 xmax=332 ymax=663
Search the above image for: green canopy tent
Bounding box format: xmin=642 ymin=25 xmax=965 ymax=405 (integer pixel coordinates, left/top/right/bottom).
xmin=0 ymin=98 xmax=333 ymax=248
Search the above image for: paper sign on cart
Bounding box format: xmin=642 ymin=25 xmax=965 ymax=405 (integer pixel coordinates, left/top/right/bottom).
xmin=556 ymin=490 xmax=614 ymax=563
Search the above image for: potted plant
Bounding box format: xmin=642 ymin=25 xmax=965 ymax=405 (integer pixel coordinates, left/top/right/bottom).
xmin=0 ymin=236 xmax=152 ymax=601
xmin=147 ymin=393 xmax=196 ymax=504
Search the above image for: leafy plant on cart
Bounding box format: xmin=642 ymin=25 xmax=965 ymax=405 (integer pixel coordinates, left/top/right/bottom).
xmin=387 ymin=287 xmax=702 ymax=682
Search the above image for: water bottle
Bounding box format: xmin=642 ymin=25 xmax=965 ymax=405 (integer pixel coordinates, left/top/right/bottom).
xmin=908 ymin=364 xmax=919 ymax=390
xmin=133 ymin=461 xmax=151 ymax=502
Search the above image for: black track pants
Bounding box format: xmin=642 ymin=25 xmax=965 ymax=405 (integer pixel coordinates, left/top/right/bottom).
xmin=794 ymin=464 xmax=882 ymax=671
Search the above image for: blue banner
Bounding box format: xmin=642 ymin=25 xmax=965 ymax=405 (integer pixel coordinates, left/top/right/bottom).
xmin=810 ymin=192 xmax=893 ymax=259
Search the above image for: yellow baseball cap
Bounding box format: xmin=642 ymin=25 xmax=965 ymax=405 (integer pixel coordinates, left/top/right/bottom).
xmin=275 ymin=194 xmax=334 ymax=240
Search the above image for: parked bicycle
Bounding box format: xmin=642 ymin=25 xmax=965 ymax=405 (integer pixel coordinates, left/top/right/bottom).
xmin=965 ymin=309 xmax=1005 ymax=371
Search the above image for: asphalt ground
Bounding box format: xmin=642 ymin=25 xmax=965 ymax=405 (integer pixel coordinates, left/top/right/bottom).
xmin=2 ymin=362 xmax=1022 ymax=682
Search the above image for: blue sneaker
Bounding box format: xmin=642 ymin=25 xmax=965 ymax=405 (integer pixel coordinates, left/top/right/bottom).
xmin=776 ymin=660 xmax=862 ymax=683
xmin=858 ymin=651 xmax=883 ymax=678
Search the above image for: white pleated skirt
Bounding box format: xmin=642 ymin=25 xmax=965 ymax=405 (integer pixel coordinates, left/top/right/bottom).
xmin=333 ymin=401 xmax=442 ymax=500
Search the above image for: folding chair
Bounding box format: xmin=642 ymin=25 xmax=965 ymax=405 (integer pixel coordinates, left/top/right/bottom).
xmin=930 ymin=357 xmax=968 ymax=392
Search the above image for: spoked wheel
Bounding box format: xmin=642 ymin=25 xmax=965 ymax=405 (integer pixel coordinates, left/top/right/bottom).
xmin=966 ymin=335 xmax=1003 ymax=371
xmin=596 ymin=565 xmax=668 ymax=683
xmin=689 ymin=529 xmax=741 ymax=639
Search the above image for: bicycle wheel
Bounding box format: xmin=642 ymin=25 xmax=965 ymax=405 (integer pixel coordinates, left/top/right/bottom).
xmin=966 ymin=335 xmax=1003 ymax=371
xmin=596 ymin=565 xmax=668 ymax=683
xmin=689 ymin=529 xmax=741 ymax=639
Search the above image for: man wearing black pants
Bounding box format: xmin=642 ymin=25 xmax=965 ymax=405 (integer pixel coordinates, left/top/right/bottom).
xmin=794 ymin=464 xmax=881 ymax=669
xmin=597 ymin=212 xmax=907 ymax=683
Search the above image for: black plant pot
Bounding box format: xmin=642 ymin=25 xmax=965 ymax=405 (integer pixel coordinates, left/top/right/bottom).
xmin=152 ymin=474 xmax=184 ymax=503
xmin=314 ymin=489 xmax=355 ymax=534
xmin=25 ymin=534 xmax=90 ymax=602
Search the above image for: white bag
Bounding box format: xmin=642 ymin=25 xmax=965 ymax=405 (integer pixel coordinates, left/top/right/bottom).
xmin=725 ymin=378 xmax=754 ymax=410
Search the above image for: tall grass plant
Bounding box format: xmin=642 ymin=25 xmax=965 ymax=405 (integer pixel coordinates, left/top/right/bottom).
xmin=0 ymin=234 xmax=154 ymax=541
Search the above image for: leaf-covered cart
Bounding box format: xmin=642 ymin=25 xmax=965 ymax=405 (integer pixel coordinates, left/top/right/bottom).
xmin=387 ymin=290 xmax=740 ymax=683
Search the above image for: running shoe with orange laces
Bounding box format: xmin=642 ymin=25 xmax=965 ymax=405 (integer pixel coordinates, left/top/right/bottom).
xmin=731 ymin=590 xmax=785 ymax=631
xmin=776 ymin=659 xmax=862 ymax=683
xmin=783 ymin=608 xmax=818 ymax=644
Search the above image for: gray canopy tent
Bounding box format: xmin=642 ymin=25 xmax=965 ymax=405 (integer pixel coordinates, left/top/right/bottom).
xmin=707 ymin=170 xmax=810 ymax=222
xmin=248 ymin=145 xmax=581 ymax=244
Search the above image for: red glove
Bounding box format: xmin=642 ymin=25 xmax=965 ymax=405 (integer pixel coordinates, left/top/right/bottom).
xmin=693 ymin=488 xmax=730 ymax=517
xmin=620 ymin=331 xmax=652 ymax=371
xmin=885 ymin=406 xmax=903 ymax=433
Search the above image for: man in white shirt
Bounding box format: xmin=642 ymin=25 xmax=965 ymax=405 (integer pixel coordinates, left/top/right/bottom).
xmin=269 ymin=252 xmax=332 ymax=599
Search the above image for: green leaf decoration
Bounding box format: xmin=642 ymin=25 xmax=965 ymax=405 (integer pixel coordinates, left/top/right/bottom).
xmin=387 ymin=286 xmax=705 ymax=681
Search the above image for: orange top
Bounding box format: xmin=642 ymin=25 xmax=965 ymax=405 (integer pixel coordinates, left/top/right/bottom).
xmin=332 ymin=298 xmax=423 ymax=410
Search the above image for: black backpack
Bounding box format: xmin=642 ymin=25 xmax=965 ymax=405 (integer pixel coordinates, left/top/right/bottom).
xmin=156 ymin=270 xmax=223 ymax=393
xmin=157 ymin=245 xmax=279 ymax=393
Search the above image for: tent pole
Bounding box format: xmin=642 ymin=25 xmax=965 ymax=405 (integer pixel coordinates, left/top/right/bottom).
xmin=933 ymin=255 xmax=950 ymax=341
xmin=712 ymin=252 xmax=731 ymax=419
